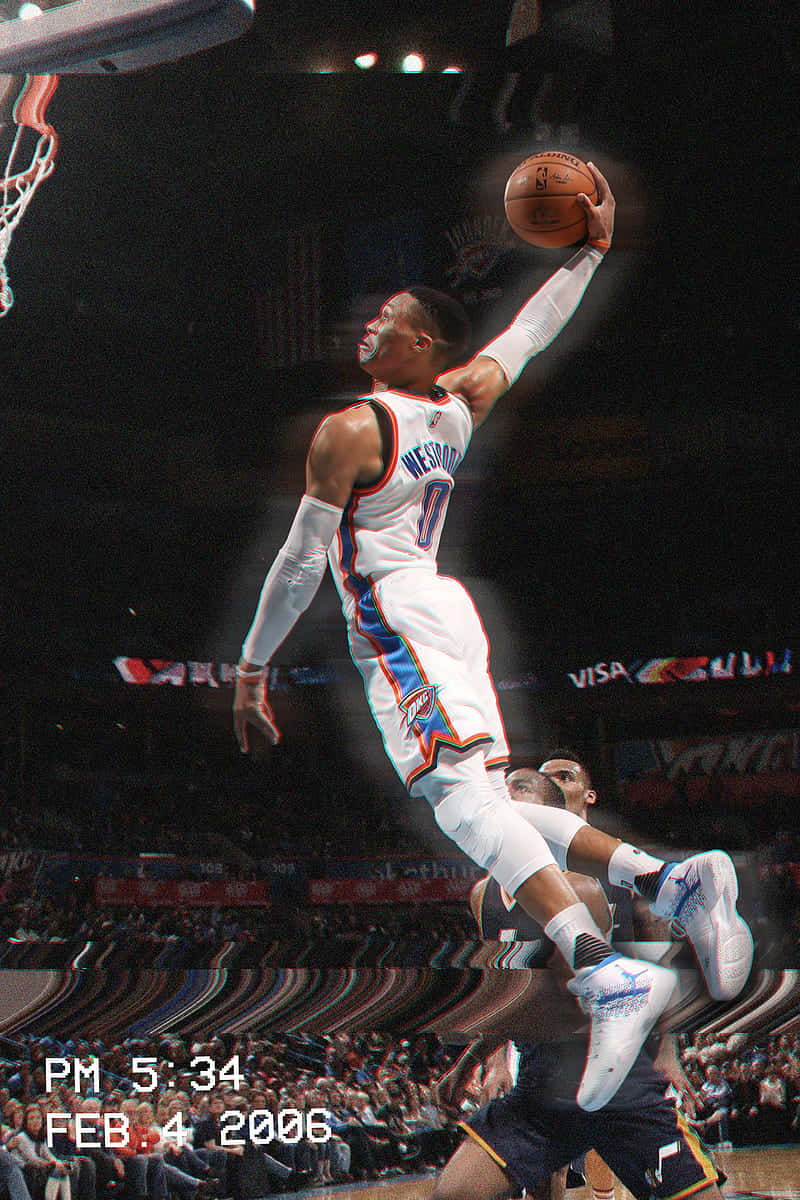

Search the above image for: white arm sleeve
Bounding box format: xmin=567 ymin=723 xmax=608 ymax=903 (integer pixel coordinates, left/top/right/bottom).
xmin=241 ymin=493 xmax=343 ymax=667
xmin=479 ymin=241 xmax=607 ymax=385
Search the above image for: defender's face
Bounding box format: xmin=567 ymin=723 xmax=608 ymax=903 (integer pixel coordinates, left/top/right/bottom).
xmin=539 ymin=758 xmax=596 ymax=817
xmin=506 ymin=767 xmax=564 ymax=808
xmin=358 ymin=292 xmax=424 ymax=381
xmin=506 ymin=768 xmax=546 ymax=804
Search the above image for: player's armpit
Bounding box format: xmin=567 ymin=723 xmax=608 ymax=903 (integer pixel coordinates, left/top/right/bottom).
xmin=438 ymin=356 xmax=509 ymax=429
xmin=305 ymin=404 xmax=385 ymax=505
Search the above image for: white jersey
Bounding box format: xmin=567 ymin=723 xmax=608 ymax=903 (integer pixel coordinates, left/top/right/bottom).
xmin=328 ymin=386 xmax=473 ymax=613
xmin=325 ymin=386 xmax=508 ymax=792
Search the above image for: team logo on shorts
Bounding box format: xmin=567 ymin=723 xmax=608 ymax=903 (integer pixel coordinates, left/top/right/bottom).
xmin=399 ymin=685 xmax=437 ymax=733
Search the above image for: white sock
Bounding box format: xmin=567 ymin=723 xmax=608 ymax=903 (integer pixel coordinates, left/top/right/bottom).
xmin=544 ymin=902 xmax=608 ymax=968
xmin=607 ymin=843 xmax=665 ymax=893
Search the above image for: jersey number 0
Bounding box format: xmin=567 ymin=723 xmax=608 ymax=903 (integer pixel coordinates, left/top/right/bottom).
xmin=416 ymin=480 xmax=452 ymax=549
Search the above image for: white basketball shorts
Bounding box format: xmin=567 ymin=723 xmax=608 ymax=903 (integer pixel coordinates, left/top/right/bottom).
xmin=343 ymin=567 xmax=509 ymax=792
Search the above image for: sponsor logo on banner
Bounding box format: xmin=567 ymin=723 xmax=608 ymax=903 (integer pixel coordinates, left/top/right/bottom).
xmin=320 ymin=857 xmax=483 ymax=882
xmin=94 ymin=879 xmax=271 ymax=907
xmin=567 ymin=649 xmax=792 ymax=689
xmin=307 ymin=878 xmax=473 ymax=904
xmin=113 ymin=659 xmax=337 ymax=690
xmin=617 ymin=731 xmax=799 ymax=780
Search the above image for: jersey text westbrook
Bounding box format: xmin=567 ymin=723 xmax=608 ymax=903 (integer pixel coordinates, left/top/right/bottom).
xmin=400 ymin=440 xmax=462 ymax=478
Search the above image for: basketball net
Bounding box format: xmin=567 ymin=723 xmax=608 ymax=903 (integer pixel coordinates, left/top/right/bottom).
xmin=0 ymin=73 xmax=58 ymax=317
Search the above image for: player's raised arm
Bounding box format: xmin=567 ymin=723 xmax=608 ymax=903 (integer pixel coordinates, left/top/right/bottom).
xmin=438 ymin=161 xmax=615 ymax=428
xmin=234 ymin=405 xmax=382 ymax=752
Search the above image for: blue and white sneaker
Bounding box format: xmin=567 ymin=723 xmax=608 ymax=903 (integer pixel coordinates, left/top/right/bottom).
xmin=652 ymin=851 xmax=753 ymax=1001
xmin=567 ymin=953 xmax=676 ymax=1112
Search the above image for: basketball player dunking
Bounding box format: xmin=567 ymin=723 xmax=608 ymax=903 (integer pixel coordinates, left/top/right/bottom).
xmin=234 ymin=161 xmax=752 ymax=1111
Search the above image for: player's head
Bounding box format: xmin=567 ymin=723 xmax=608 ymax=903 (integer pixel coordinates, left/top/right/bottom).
xmin=358 ymin=287 xmax=470 ymax=384
xmin=538 ymin=750 xmax=597 ymax=819
xmin=505 ymin=767 xmax=566 ymax=808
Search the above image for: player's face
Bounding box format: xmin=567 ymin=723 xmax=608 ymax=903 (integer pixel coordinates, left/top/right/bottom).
xmin=539 ymin=758 xmax=596 ymax=817
xmin=358 ymin=292 xmax=429 ymax=383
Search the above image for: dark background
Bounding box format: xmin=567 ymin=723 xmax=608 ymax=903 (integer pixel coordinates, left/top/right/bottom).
xmin=1 ymin=0 xmax=798 ymax=850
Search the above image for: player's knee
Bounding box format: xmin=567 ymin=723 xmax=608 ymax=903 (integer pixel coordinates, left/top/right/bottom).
xmin=433 ymin=780 xmax=503 ymax=874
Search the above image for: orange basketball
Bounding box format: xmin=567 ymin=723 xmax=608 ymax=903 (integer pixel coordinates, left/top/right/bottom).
xmin=504 ymin=151 xmax=598 ymax=248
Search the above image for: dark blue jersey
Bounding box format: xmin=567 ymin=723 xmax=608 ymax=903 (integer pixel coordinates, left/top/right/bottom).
xmin=476 ymin=876 xmax=554 ymax=966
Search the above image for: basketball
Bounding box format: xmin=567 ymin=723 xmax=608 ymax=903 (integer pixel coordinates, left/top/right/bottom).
xmin=504 ymin=152 xmax=598 ymax=248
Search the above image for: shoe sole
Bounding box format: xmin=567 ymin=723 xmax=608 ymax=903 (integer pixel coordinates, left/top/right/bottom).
xmin=577 ymin=963 xmax=675 ymax=1112
xmin=697 ymin=851 xmax=754 ymax=1001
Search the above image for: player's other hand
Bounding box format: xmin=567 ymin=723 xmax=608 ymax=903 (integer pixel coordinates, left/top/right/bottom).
xmin=233 ymin=665 xmax=281 ymax=752
xmin=435 ymin=1044 xmax=479 ymax=1118
xmin=578 ymin=161 xmax=615 ymax=245
xmin=480 ymin=1064 xmax=512 ymax=1103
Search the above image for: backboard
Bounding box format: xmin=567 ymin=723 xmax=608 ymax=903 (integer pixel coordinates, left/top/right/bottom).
xmin=0 ymin=0 xmax=255 ymax=74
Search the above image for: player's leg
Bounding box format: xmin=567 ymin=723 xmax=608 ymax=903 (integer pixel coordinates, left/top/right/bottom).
xmin=521 ymin=807 xmax=753 ymax=1002
xmin=435 ymin=1143 xmax=568 ymax=1200
xmin=594 ymin=1097 xmax=723 ymax=1200
xmin=584 ymin=1149 xmax=616 ymax=1200
xmin=357 ymin=581 xmax=673 ymax=1110
xmin=433 ymin=1137 xmax=517 ymax=1200
xmin=420 ymin=749 xmax=675 ymax=1112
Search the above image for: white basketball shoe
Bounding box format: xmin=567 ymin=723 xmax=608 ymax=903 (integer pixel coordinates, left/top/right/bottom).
xmin=568 ymin=953 xmax=676 ymax=1112
xmin=652 ymin=850 xmax=754 ymax=1001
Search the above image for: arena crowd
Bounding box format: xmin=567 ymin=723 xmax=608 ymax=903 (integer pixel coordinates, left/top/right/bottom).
xmin=0 ymin=1032 xmax=462 ymax=1200
xmin=679 ymin=1029 xmax=800 ymax=1149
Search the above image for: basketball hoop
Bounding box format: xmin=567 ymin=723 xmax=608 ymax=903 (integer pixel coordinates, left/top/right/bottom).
xmin=0 ymin=72 xmax=58 ymax=317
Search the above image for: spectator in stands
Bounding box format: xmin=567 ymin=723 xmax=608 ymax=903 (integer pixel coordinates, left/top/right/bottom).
xmin=73 ymin=1098 xmax=123 ymax=1199
xmin=40 ymin=1096 xmax=96 ymax=1200
xmin=1 ymin=1104 xmax=24 ymax=1147
xmin=7 ymin=1105 xmax=73 ymax=1200
xmin=758 ymin=1062 xmax=788 ymax=1142
xmin=694 ymin=1064 xmax=732 ymax=1148
xmin=0 ymin=1144 xmax=34 ymax=1200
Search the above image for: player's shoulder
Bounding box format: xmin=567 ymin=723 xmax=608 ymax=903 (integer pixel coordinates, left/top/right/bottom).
xmin=311 ymin=401 xmax=381 ymax=451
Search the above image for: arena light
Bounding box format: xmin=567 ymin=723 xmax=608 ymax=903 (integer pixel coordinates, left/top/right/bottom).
xmin=442 ymin=66 xmax=463 ymax=73
xmin=400 ymin=52 xmax=425 ymax=73
xmin=354 ymin=51 xmax=377 ymax=69
xmin=17 ymin=4 xmax=44 ymax=18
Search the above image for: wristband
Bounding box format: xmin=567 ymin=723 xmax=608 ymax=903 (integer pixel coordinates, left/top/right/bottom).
xmin=236 ymin=665 xmax=264 ymax=679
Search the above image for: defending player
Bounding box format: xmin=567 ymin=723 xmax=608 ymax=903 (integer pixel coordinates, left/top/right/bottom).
xmin=234 ymin=162 xmax=752 ymax=1112
xmin=434 ymin=772 xmax=723 ymax=1200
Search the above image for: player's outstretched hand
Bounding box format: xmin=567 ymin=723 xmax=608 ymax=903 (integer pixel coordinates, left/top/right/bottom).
xmin=234 ymin=666 xmax=281 ymax=752
xmin=578 ymin=161 xmax=615 ymax=245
